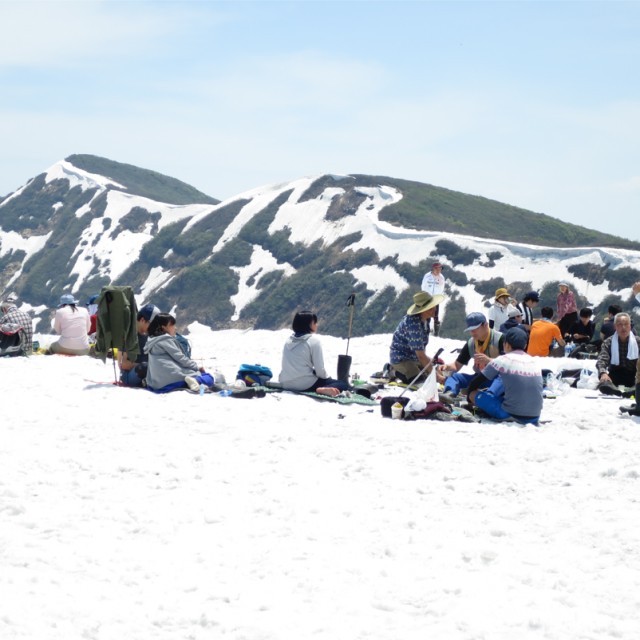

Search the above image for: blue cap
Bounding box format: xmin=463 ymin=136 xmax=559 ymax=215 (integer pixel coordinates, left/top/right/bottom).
xmin=87 ymin=294 xmax=99 ymax=305
xmin=57 ymin=294 xmax=80 ymax=307
xmin=139 ymin=304 xmax=160 ymax=322
xmin=504 ymin=327 xmax=527 ymax=350
xmin=464 ymin=312 xmax=487 ymax=332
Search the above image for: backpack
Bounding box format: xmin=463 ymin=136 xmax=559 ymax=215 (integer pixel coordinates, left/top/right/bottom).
xmin=0 ymin=323 xmax=24 ymax=357
xmin=175 ymin=333 xmax=192 ymax=359
xmin=236 ymin=364 xmax=273 ymax=387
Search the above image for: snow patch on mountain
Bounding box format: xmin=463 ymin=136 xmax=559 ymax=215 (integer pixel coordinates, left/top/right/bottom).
xmin=347 ymin=265 xmax=409 ymax=306
xmin=68 ymin=191 xmax=213 ymax=293
xmin=0 ymin=228 xmax=53 ymax=287
xmin=209 ymin=176 xmax=321 ymax=253
xmin=230 ymin=245 xmax=296 ymax=321
xmin=0 ymin=179 xmax=34 ymax=209
xmin=139 ymin=267 xmax=174 ymax=304
xmin=45 ymin=159 xmax=126 ymax=193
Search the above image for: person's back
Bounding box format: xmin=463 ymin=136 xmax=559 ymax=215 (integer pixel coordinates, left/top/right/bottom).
xmin=0 ymin=302 xmax=33 ymax=354
xmin=145 ymin=333 xmax=199 ymax=389
xmin=527 ymin=307 xmax=564 ymax=357
xmin=280 ymin=333 xmax=327 ymax=391
xmin=55 ymin=305 xmax=90 ymax=350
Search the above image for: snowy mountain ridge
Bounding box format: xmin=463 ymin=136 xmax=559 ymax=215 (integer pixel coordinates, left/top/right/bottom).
xmin=1 ymin=156 xmax=639 ymax=337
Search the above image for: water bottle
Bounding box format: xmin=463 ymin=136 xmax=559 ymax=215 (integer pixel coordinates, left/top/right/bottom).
xmin=564 ymin=341 xmax=573 ymax=357
xmin=219 ymin=389 xmax=232 ymax=397
xmin=199 ymin=384 xmax=205 ymax=396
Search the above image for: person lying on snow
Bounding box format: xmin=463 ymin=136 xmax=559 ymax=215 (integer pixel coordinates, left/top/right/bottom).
xmin=437 ymin=312 xmax=505 ymax=402
xmin=118 ymin=304 xmax=160 ymax=388
xmin=388 ymin=291 xmax=444 ymax=383
xmin=596 ymin=312 xmax=640 ymax=397
xmin=144 ymin=313 xmax=214 ymax=393
xmin=0 ymin=297 xmax=33 ymax=354
xmin=467 ymin=328 xmax=543 ymax=425
xmin=47 ymin=294 xmax=91 ymax=356
xmin=279 ymin=310 xmax=349 ymax=397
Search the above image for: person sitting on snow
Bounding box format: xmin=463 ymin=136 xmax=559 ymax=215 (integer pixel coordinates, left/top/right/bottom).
xmin=565 ymin=308 xmax=595 ymax=345
xmin=47 ymin=294 xmax=91 ymax=356
xmin=421 ymin=263 xmax=445 ymax=336
xmin=599 ymin=304 xmax=623 ymax=341
xmin=437 ymin=312 xmax=505 ymax=401
xmin=144 ymin=313 xmax=214 ymax=393
xmin=389 ymin=291 xmax=444 ymax=383
xmin=597 ymin=313 xmax=640 ymax=396
xmin=488 ymin=288 xmax=518 ymax=330
xmin=118 ymin=304 xmax=160 ymax=387
xmin=467 ymin=328 xmax=543 ymax=425
xmin=499 ymin=307 xmax=527 ymax=335
xmin=279 ymin=310 xmax=350 ymax=396
xmin=0 ymin=297 xmax=33 ymax=354
xmin=527 ymin=307 xmax=565 ymax=357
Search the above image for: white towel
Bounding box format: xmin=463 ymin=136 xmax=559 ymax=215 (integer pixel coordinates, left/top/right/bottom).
xmin=611 ymin=333 xmax=639 ymax=365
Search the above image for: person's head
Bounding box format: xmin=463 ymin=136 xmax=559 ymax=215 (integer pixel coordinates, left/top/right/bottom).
xmin=579 ymin=308 xmax=593 ymax=325
xmin=608 ymin=304 xmax=623 ymax=319
xmin=431 ymin=262 xmax=443 ymax=275
xmin=508 ymin=307 xmax=523 ymax=323
xmin=541 ymin=306 xmax=554 ymax=320
xmin=558 ymin=283 xmax=569 ymax=294
xmin=292 ymin=310 xmax=318 ymax=335
xmin=137 ymin=304 xmax=161 ymax=334
xmin=1 ymin=296 xmax=17 ymax=313
xmin=614 ymin=313 xmax=632 ymax=340
xmin=406 ymin=291 xmax=443 ymax=320
xmin=148 ymin=313 xmax=177 ymax=337
xmin=494 ymin=288 xmax=511 ymax=306
xmin=464 ymin=312 xmax=489 ymax=341
xmin=503 ymin=328 xmax=527 ymax=352
xmin=523 ymin=291 xmax=540 ymax=308
xmin=57 ymin=294 xmax=80 ymax=312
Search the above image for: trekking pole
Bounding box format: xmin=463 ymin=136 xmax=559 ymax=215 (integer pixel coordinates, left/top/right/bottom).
xmin=345 ymin=293 xmax=356 ymax=356
xmin=337 ymin=293 xmax=356 ymax=383
xmin=398 ymin=348 xmax=444 ymax=399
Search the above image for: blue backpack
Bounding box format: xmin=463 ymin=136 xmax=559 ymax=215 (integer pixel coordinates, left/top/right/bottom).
xmin=175 ymin=333 xmax=192 ymax=359
xmin=236 ymin=364 xmax=273 ymax=387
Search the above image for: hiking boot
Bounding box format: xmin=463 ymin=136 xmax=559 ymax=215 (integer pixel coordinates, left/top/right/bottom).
xmin=598 ymin=381 xmax=622 ymax=396
xmin=185 ymin=376 xmax=201 ymax=393
xmin=439 ymin=390 xmax=459 ymax=404
xmin=620 ymin=384 xmax=640 ymax=415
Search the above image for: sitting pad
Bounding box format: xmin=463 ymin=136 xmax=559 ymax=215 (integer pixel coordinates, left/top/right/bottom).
xmin=295 ymin=390 xmax=378 ymax=405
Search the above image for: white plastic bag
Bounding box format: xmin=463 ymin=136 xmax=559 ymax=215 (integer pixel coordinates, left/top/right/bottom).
xmin=576 ymin=368 xmax=598 ymax=390
xmin=406 ymin=367 xmax=439 ymax=411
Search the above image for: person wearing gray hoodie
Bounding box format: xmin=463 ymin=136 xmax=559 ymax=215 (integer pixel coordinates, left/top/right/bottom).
xmin=144 ymin=313 xmax=214 ymax=393
xmin=279 ymin=311 xmax=349 ymax=396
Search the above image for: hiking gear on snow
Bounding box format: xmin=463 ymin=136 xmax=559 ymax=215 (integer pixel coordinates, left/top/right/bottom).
xmin=0 ymin=322 xmax=24 ymax=357
xmin=381 ymin=396 xmax=410 ymax=418
xmin=337 ymin=293 xmax=356 ymax=383
xmin=0 ymin=305 xmax=33 ymax=354
xmin=280 ymin=333 xmax=328 ymax=391
xmin=407 ymin=291 xmax=444 ymax=315
xmin=620 ymin=386 xmax=640 ymax=415
xmin=95 ymin=286 xmax=139 ymax=364
xmin=237 ymin=364 xmax=273 ymax=387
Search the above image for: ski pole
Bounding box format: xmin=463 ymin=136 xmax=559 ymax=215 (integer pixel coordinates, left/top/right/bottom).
xmin=398 ymin=348 xmax=444 ymax=399
xmin=345 ymin=293 xmax=356 ymax=356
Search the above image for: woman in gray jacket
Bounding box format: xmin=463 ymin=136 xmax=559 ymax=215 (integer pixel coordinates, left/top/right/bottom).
xmin=279 ymin=311 xmax=349 ymax=396
xmin=144 ymin=313 xmax=214 ymax=393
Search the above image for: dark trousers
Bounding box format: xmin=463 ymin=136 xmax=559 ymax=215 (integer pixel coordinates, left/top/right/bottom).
xmin=609 ymin=367 xmax=637 ymax=388
xmin=558 ymin=312 xmax=578 ymax=337
xmin=304 ymin=377 xmax=350 ymax=393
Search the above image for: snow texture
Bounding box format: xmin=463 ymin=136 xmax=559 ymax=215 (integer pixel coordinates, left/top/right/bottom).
xmin=0 ymin=229 xmax=53 ymax=287
xmin=2 ymin=325 xmax=639 ymax=639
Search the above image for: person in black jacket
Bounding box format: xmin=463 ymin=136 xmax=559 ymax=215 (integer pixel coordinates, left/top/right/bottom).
xmin=565 ymin=308 xmax=595 ymax=344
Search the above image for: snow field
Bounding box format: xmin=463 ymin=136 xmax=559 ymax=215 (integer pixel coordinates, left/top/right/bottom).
xmin=2 ymin=327 xmax=640 ymax=639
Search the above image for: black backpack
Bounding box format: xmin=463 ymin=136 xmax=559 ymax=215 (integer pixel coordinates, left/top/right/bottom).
xmin=0 ymin=323 xmax=24 ymax=357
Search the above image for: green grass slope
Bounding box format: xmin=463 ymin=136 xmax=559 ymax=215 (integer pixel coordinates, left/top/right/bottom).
xmin=353 ymin=175 xmax=640 ymax=250
xmin=66 ymin=154 xmax=219 ymax=206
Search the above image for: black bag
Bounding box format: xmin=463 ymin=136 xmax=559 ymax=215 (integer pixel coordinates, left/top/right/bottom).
xmin=0 ymin=324 xmax=24 ymax=357
xmin=134 ymin=362 xmax=148 ymax=379
xmin=381 ymin=396 xmax=410 ymax=418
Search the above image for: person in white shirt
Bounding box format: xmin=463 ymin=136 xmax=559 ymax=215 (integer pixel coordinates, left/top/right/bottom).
xmin=48 ymin=294 xmax=91 ymax=356
xmin=421 ymin=263 xmax=445 ymax=336
xmin=488 ymin=287 xmax=518 ymax=330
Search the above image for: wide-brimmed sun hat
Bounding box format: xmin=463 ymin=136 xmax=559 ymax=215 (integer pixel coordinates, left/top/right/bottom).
xmin=407 ymin=291 xmax=444 ymax=315
xmin=57 ymin=294 xmax=80 ymax=307
xmin=494 ymin=287 xmax=511 ymax=300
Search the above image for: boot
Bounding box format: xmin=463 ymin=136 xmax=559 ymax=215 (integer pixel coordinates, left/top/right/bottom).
xmin=433 ymin=321 xmax=441 ymax=337
xmin=620 ymin=384 xmax=640 ymax=415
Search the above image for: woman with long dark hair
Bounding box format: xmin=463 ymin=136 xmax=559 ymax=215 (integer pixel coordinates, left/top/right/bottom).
xmin=144 ymin=313 xmax=214 ymax=393
xmin=279 ymin=310 xmax=349 ymax=396
xmin=557 ymin=283 xmax=578 ymax=337
xmin=48 ymin=294 xmax=91 ymax=355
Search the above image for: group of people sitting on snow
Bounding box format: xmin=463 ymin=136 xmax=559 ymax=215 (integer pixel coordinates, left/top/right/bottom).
xmin=388 ymin=263 xmax=640 ymax=423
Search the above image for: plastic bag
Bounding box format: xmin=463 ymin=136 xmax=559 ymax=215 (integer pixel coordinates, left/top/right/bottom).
xmin=545 ymin=372 xmax=570 ymax=396
xmin=576 ymin=368 xmax=598 ymax=390
xmin=406 ymin=367 xmax=439 ymax=411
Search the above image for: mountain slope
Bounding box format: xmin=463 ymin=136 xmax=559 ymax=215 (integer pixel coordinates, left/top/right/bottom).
xmin=2 ymin=160 xmax=639 ymax=338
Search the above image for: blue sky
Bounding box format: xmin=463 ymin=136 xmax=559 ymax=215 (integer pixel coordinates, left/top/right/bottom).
xmin=1 ymin=1 xmax=639 ymax=240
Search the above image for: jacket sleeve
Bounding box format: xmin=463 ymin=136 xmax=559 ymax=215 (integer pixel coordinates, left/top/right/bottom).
xmin=597 ymin=338 xmax=612 ymax=376
xmin=309 ymin=337 xmax=328 ymax=379
xmin=53 ymin=310 xmax=62 ymax=334
xmin=162 ymin=339 xmax=199 ymax=372
xmin=85 ymin=310 xmax=91 ymax=332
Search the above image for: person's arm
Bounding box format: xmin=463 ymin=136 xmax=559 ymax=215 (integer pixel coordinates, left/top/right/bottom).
xmin=414 ymin=350 xmax=432 ymax=370
xmin=467 ymin=372 xmax=488 ymax=396
xmin=119 ymin=351 xmax=135 ymax=371
xmin=440 ymin=343 xmax=470 ymax=373
xmin=310 ymin=337 xmax=328 ymax=379
xmin=633 ymin=282 xmax=640 ymax=304
xmin=597 ymin=339 xmax=612 ymax=382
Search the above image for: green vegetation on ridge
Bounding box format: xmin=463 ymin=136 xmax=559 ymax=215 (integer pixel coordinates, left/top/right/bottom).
xmin=66 ymin=154 xmax=219 ymax=206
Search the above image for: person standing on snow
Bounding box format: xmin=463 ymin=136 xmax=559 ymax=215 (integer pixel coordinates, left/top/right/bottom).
xmin=421 ymin=262 xmax=445 ymax=336
xmin=556 ymin=283 xmax=578 ymax=337
xmin=488 ymin=288 xmax=518 ymax=330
